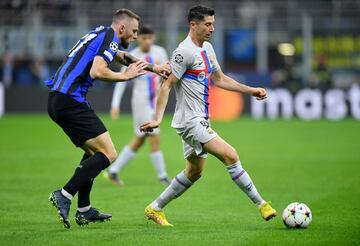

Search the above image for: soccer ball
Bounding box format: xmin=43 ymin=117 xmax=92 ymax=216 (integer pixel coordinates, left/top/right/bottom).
xmin=282 ymin=202 xmax=312 ymax=228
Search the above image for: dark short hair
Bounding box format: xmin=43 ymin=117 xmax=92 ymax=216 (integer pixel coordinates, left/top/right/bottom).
xmin=188 ymin=5 xmax=215 ymax=23
xmin=139 ymin=24 xmax=154 ymax=35
xmin=113 ymin=8 xmax=140 ymax=22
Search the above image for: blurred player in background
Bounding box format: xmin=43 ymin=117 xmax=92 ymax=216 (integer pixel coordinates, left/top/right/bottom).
xmin=46 ymin=9 xmax=170 ymax=229
xmin=140 ymin=6 xmax=277 ymax=227
xmin=106 ymin=25 xmax=171 ymax=186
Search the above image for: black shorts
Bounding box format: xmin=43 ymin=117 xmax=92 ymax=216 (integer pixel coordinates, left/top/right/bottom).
xmin=47 ymin=91 xmax=107 ymax=147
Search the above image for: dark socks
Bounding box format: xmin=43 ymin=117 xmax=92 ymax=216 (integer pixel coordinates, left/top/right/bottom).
xmin=77 ymin=154 xmax=92 ymax=208
xmin=78 ymin=179 xmax=93 ymax=208
xmin=63 ymin=152 xmax=110 ymax=196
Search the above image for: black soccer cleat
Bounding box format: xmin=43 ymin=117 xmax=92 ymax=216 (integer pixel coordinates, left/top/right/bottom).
xmin=49 ymin=189 xmax=72 ymax=229
xmin=75 ymin=207 xmax=112 ymax=226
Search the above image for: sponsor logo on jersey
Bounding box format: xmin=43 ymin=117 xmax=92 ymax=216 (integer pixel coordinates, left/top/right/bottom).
xmin=197 ymin=71 xmax=206 ymax=82
xmin=195 ymin=61 xmax=204 ymax=67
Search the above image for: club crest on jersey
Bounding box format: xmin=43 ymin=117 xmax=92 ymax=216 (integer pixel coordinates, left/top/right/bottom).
xmin=110 ymin=41 xmax=118 ymax=52
xmin=197 ymin=71 xmax=206 ymax=81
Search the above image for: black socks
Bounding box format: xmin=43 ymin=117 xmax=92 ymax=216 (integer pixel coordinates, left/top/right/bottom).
xmin=63 ymin=152 xmax=110 ymax=197
xmin=77 ymin=154 xmax=91 ymax=208
xmin=78 ymin=179 xmax=93 ymax=208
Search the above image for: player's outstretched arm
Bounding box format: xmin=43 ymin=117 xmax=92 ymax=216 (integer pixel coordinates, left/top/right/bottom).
xmin=90 ymin=56 xmax=147 ymax=82
xmin=140 ymin=73 xmax=178 ymax=132
xmin=115 ymin=51 xmax=171 ymax=79
xmin=212 ymin=69 xmax=267 ymax=100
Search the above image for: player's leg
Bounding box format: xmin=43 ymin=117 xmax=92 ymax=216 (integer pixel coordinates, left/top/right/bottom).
xmin=76 ymin=151 xmax=93 ymax=213
xmin=65 ymin=132 xmax=115 ymax=225
xmin=49 ymin=134 xmax=115 ymax=228
xmin=62 ymin=131 xmax=116 ymax=200
xmin=73 ymin=151 xmax=111 ymax=225
xmin=145 ymin=155 xmax=205 ymax=226
xmin=107 ymin=135 xmax=145 ymax=184
xmin=203 ymin=136 xmax=277 ymax=220
xmin=48 ymin=92 xmax=113 ymax=228
xmin=148 ymin=134 xmax=171 ymax=184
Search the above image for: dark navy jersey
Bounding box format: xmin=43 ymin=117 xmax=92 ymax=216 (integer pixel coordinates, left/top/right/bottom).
xmin=45 ymin=26 xmax=119 ymax=103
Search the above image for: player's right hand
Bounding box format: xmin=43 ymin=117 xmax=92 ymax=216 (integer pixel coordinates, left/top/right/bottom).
xmin=140 ymin=120 xmax=160 ymax=132
xmin=252 ymin=87 xmax=267 ymax=100
xmin=125 ymin=60 xmax=148 ymax=79
xmin=110 ymin=107 xmax=120 ymax=120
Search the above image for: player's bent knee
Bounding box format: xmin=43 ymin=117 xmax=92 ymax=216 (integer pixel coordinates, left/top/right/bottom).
xmin=224 ymin=149 xmax=239 ymax=165
xmin=103 ymin=148 xmax=117 ymax=163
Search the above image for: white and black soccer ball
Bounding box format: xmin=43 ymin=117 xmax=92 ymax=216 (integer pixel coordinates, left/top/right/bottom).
xmin=282 ymin=202 xmax=312 ymax=228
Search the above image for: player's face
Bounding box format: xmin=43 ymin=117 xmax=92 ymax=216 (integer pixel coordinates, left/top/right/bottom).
xmin=138 ymin=34 xmax=154 ymax=52
xmin=191 ymin=15 xmax=215 ymax=42
xmin=120 ymin=18 xmax=139 ymax=49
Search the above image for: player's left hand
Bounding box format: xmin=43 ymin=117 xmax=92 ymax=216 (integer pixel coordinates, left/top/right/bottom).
xmin=140 ymin=120 xmax=160 ymax=132
xmin=252 ymin=87 xmax=267 ymax=100
xmin=154 ymin=63 xmax=171 ymax=79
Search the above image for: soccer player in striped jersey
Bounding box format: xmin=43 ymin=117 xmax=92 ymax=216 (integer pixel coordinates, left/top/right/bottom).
xmin=106 ymin=25 xmax=171 ymax=185
xmin=46 ymin=9 xmax=171 ymax=229
xmin=140 ymin=6 xmax=277 ymax=227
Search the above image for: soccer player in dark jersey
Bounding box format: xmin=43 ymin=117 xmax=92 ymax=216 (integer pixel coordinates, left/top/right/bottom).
xmin=46 ymin=9 xmax=171 ymax=229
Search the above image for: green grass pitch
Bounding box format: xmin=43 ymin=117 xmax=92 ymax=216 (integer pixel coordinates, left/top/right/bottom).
xmin=0 ymin=114 xmax=359 ymax=245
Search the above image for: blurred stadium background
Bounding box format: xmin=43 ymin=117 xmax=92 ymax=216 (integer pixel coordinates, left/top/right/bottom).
xmin=1 ymin=0 xmax=359 ymax=120
xmin=1 ymin=1 xmax=360 ymax=245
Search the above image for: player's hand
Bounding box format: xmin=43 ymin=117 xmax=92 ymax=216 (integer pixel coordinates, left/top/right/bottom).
xmin=110 ymin=107 xmax=120 ymax=120
xmin=251 ymin=87 xmax=267 ymax=100
xmin=124 ymin=60 xmax=148 ymax=79
xmin=140 ymin=120 xmax=161 ymax=132
xmin=154 ymin=63 xmax=171 ymax=79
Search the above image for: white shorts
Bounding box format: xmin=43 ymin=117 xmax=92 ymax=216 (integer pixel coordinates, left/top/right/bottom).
xmin=133 ymin=107 xmax=160 ymax=137
xmin=175 ymin=117 xmax=218 ymax=159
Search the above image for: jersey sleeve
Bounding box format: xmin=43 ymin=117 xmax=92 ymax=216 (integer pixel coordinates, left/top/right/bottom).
xmin=211 ymin=54 xmax=220 ymax=72
xmin=170 ymin=47 xmax=194 ymax=80
xmin=96 ymin=28 xmax=119 ymax=64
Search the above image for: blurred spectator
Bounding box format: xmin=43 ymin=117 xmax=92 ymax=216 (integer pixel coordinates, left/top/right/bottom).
xmin=14 ymin=59 xmax=36 ymax=87
xmin=31 ymin=59 xmax=51 ymax=86
xmin=1 ymin=53 xmax=14 ymax=88
xmin=271 ymin=58 xmax=301 ymax=93
xmin=309 ymin=54 xmax=332 ymax=90
xmin=4 ymin=0 xmax=25 ymax=10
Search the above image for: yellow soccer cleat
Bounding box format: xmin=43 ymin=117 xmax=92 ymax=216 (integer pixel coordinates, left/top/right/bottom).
xmin=145 ymin=205 xmax=173 ymax=227
xmin=259 ymin=202 xmax=277 ymax=221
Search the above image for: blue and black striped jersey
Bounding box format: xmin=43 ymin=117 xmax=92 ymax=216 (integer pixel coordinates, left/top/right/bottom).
xmin=45 ymin=26 xmax=119 ymax=103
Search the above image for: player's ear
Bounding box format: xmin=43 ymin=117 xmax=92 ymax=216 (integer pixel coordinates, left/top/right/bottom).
xmin=119 ymin=24 xmax=125 ymax=35
xmin=189 ymin=20 xmax=198 ymax=29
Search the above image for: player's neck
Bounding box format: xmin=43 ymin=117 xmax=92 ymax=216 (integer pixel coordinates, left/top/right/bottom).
xmin=189 ymin=33 xmax=204 ymax=48
xmin=111 ymin=24 xmax=121 ymax=40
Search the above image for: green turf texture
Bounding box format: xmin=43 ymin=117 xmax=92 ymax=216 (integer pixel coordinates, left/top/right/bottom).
xmin=0 ymin=114 xmax=359 ymax=245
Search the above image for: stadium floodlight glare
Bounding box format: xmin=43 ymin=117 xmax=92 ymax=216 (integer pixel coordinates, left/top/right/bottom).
xmin=278 ymin=43 xmax=295 ymax=56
